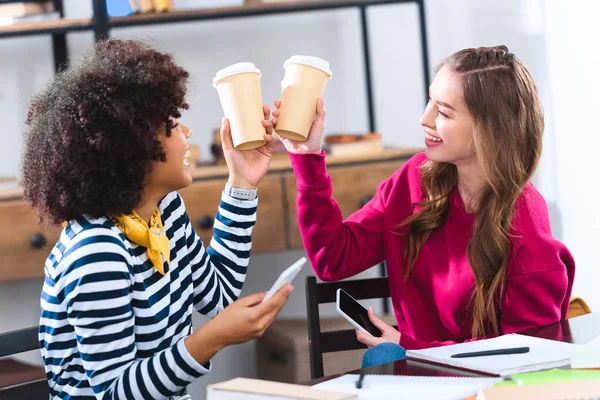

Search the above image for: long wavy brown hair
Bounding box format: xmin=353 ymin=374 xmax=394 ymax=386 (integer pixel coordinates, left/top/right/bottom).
xmin=398 ymin=45 xmax=544 ymax=338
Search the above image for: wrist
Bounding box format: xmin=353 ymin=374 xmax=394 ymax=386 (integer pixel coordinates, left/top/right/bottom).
xmin=186 ymin=322 xmax=226 ymax=364
xmin=287 ymin=147 xmax=322 ymax=155
xmin=227 ymin=176 xmax=256 ymax=190
xmin=224 ymin=182 xmax=258 ymax=201
xmin=205 ymin=323 xmax=227 ymax=353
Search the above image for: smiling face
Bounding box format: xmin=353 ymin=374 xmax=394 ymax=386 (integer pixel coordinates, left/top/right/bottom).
xmin=144 ymin=120 xmax=193 ymax=195
xmin=420 ymin=66 xmax=476 ymax=167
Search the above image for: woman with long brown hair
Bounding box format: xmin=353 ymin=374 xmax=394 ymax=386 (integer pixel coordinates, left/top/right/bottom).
xmin=272 ymin=45 xmax=575 ymax=358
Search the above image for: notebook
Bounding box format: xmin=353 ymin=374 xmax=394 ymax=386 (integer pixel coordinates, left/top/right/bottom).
xmin=494 ymin=368 xmax=600 ymax=386
xmin=313 ymin=375 xmax=501 ymax=400
xmin=206 ymin=378 xmax=357 ymax=400
xmin=476 ymin=379 xmax=600 ymax=400
xmin=406 ymin=334 xmax=577 ymax=376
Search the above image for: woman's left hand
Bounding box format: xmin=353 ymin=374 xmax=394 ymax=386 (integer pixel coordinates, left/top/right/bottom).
xmin=221 ymin=105 xmax=275 ymax=190
xmin=356 ymin=307 xmax=401 ymax=348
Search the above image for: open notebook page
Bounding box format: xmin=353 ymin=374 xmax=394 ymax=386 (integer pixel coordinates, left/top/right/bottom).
xmin=313 ymin=375 xmax=501 ymax=400
xmin=406 ymin=333 xmax=578 ymax=376
xmin=571 ymin=331 xmax=600 ymax=368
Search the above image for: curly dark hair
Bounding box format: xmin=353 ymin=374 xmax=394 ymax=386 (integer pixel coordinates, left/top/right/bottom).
xmin=22 ymin=39 xmax=190 ymax=225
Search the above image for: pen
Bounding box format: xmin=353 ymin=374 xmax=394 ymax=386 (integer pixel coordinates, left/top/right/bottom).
xmin=355 ymin=373 xmax=365 ymax=389
xmin=451 ymin=346 xmax=530 ymax=358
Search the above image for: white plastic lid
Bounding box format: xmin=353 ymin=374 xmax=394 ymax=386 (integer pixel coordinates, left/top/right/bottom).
xmin=284 ymin=55 xmax=332 ymax=78
xmin=213 ymin=62 xmax=261 ymax=87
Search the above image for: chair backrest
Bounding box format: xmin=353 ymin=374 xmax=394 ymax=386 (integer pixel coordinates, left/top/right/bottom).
xmin=0 ymin=326 xmax=49 ymax=400
xmin=305 ymin=275 xmax=396 ymax=380
xmin=568 ymin=296 xmax=592 ymax=319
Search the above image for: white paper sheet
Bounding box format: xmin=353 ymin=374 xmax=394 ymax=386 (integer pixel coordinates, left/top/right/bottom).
xmin=313 ymin=374 xmax=501 ymax=400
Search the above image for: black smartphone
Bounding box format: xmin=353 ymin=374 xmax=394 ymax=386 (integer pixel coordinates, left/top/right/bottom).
xmin=336 ymin=288 xmax=382 ymax=337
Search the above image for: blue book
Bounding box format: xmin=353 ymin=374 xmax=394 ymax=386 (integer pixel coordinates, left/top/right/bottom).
xmin=106 ymin=0 xmax=135 ymax=17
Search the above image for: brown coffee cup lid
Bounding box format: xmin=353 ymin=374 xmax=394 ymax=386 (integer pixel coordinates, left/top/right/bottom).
xmin=213 ymin=62 xmax=262 ymax=87
xmin=284 ymin=55 xmax=332 ymax=78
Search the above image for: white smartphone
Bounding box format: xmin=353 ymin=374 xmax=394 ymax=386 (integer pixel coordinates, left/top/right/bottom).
xmin=262 ymin=257 xmax=307 ymax=302
xmin=336 ymin=288 xmax=382 ymax=337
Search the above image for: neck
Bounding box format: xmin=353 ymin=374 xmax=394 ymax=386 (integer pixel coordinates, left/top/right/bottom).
xmin=135 ymin=189 xmax=164 ymax=223
xmin=455 ymin=158 xmax=485 ymax=213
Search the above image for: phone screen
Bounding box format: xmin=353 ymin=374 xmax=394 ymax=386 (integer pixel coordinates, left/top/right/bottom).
xmin=338 ymin=289 xmax=382 ymax=337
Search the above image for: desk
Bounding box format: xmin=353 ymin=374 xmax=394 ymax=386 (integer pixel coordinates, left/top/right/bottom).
xmin=307 ymin=313 xmax=600 ymax=385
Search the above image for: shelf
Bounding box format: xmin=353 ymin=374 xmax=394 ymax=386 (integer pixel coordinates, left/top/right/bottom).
xmin=0 ymin=17 xmax=93 ymax=38
xmin=110 ymin=0 xmax=416 ymax=29
xmin=0 ymin=1 xmax=416 ymax=40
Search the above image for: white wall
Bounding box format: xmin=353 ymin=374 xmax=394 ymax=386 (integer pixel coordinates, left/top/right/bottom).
xmin=542 ymin=0 xmax=600 ymax=312
xmin=1 ymin=0 xmax=597 ymax=398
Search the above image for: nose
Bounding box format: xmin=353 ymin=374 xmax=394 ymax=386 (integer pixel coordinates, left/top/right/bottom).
xmin=182 ymin=124 xmax=192 ymax=139
xmin=420 ymin=101 xmax=436 ymax=129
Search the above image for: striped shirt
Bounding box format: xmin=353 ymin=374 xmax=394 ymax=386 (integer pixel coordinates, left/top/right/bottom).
xmin=39 ymin=191 xmax=257 ymax=399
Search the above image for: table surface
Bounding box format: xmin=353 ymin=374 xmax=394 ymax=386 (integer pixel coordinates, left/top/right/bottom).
xmin=307 ymin=312 xmax=600 ymax=386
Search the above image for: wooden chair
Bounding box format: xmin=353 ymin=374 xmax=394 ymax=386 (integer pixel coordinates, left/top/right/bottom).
xmin=305 ymin=275 xmax=397 ymax=380
xmin=568 ymin=296 xmax=592 ymax=319
xmin=0 ymin=326 xmax=48 ymax=400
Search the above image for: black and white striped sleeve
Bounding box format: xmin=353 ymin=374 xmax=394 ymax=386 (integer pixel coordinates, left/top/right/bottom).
xmin=57 ymin=229 xmax=209 ymax=399
xmin=182 ymin=192 xmax=257 ymax=317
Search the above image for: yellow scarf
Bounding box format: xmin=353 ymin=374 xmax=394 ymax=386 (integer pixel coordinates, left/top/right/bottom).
xmin=113 ymin=209 xmax=171 ymax=275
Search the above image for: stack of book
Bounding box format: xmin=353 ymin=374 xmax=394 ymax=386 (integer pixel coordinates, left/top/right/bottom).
xmin=207 ymin=378 xmax=356 ymax=400
xmin=474 ymin=369 xmax=600 ymax=400
xmin=0 ymin=1 xmax=59 ymax=26
xmin=106 ymin=0 xmax=175 ymax=17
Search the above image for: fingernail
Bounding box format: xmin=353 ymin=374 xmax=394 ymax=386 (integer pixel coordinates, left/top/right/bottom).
xmin=286 ymin=284 xmax=294 ymax=293
xmin=221 ymin=117 xmax=225 ymax=126
xmin=369 ymin=306 xmax=373 ymax=313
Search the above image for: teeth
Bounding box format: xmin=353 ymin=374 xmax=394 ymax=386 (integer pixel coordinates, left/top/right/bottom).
xmin=184 ymin=150 xmax=190 ymax=166
xmin=426 ymin=134 xmax=442 ymax=142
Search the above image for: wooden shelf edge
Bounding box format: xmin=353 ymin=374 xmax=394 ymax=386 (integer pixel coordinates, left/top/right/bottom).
xmin=0 ymin=18 xmax=93 ymax=37
xmin=110 ymin=0 xmax=415 ymax=27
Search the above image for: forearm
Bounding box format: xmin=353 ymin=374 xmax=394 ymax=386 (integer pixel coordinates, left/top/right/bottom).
xmin=291 ymin=151 xmax=385 ymax=281
xmin=186 ymin=192 xmax=257 ymax=315
xmin=184 ymin=322 xmax=225 ymax=365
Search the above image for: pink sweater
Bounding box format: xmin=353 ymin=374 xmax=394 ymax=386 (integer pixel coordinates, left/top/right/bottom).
xmin=290 ymin=152 xmax=575 ymax=350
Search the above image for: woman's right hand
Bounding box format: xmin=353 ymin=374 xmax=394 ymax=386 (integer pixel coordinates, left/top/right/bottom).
xmin=211 ymin=284 xmax=294 ymax=346
xmin=272 ymin=97 xmax=326 ymax=155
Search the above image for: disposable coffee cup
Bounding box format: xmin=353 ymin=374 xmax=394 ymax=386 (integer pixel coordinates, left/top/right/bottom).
xmin=276 ymin=55 xmax=332 ymax=141
xmin=213 ymin=62 xmax=266 ymax=150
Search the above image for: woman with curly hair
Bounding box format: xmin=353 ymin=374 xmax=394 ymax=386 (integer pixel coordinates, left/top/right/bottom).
xmin=22 ymin=39 xmax=290 ymax=399
xmin=273 ymin=45 xmax=575 ymax=363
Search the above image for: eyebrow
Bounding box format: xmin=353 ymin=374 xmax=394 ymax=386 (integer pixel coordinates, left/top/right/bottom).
xmin=436 ymin=100 xmax=456 ymax=111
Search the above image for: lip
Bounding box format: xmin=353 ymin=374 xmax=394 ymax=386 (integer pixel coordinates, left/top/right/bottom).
xmin=425 ymin=137 xmax=444 ymax=148
xmin=424 ymin=131 xmax=443 ymax=148
xmin=424 ymin=130 xmax=442 ymax=139
xmin=184 ymin=148 xmax=190 ymax=167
